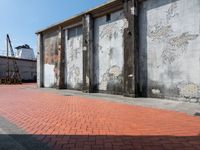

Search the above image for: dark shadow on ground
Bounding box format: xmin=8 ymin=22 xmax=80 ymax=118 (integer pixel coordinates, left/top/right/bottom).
xmin=194 ymin=112 xmax=200 ymax=117
xmin=0 ymin=134 xmax=200 ymax=150
xmin=0 ymin=134 xmax=51 ymax=150
xmin=0 ymin=117 xmax=200 ymax=150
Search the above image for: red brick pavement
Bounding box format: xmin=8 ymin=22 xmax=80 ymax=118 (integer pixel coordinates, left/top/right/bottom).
xmin=0 ymin=84 xmax=200 ymax=150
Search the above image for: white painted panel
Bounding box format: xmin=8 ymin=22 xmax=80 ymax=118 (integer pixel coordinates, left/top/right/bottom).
xmin=65 ymin=26 xmax=83 ymax=90
xmin=94 ymin=10 xmax=128 ymax=92
xmin=44 ymin=64 xmax=56 ymax=87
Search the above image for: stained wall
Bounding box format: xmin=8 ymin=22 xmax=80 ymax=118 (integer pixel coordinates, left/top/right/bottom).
xmin=139 ymin=0 xmax=200 ymax=102
xmin=94 ymin=10 xmax=128 ymax=94
xmin=38 ymin=0 xmax=200 ymax=103
xmin=43 ymin=30 xmax=59 ymax=88
xmin=65 ymin=26 xmax=83 ymax=90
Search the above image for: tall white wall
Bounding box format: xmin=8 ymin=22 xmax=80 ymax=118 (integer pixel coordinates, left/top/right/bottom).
xmin=43 ymin=30 xmax=59 ymax=88
xmin=139 ymin=0 xmax=200 ymax=102
xmin=65 ymin=26 xmax=83 ymax=90
xmin=94 ymin=10 xmax=128 ymax=93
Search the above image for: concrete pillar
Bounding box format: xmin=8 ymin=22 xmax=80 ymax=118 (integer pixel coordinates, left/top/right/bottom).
xmin=123 ymin=0 xmax=139 ymax=97
xmin=82 ymin=14 xmax=94 ymax=93
xmin=57 ymin=27 xmax=65 ymax=89
xmin=37 ymin=33 xmax=44 ymax=87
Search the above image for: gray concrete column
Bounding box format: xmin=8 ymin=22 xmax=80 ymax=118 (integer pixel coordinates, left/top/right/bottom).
xmin=82 ymin=14 xmax=94 ymax=93
xmin=123 ymin=0 xmax=139 ymax=97
xmin=37 ymin=33 xmax=44 ymax=87
xmin=57 ymin=27 xmax=65 ymax=89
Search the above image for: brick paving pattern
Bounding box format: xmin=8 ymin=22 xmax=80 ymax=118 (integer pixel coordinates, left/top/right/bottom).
xmin=0 ymin=84 xmax=200 ymax=150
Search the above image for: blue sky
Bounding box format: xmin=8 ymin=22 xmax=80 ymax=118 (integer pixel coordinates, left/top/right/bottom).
xmin=0 ymin=0 xmax=107 ymax=55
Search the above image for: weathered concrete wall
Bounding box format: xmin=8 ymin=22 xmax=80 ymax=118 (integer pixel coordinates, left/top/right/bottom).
xmin=0 ymin=56 xmax=36 ymax=82
xmin=37 ymin=0 xmax=200 ymax=103
xmin=139 ymin=0 xmax=200 ymax=102
xmin=123 ymin=0 xmax=140 ymax=97
xmin=65 ymin=26 xmax=83 ymax=90
xmin=82 ymin=14 xmax=94 ymax=93
xmin=94 ymin=10 xmax=128 ymax=94
xmin=43 ymin=30 xmax=59 ymax=88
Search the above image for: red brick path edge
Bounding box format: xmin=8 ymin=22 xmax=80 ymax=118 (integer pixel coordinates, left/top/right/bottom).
xmin=0 ymin=84 xmax=200 ymax=150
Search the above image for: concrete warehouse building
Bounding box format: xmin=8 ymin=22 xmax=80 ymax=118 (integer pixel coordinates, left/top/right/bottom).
xmin=36 ymin=0 xmax=200 ymax=103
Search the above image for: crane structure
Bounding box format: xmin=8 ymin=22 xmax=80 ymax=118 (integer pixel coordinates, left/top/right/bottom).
xmin=0 ymin=34 xmax=22 ymax=84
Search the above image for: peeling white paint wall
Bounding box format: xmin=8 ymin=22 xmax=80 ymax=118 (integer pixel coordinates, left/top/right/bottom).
xmin=43 ymin=30 xmax=59 ymax=88
xmin=139 ymin=0 xmax=200 ymax=100
xmin=65 ymin=26 xmax=83 ymax=90
xmin=94 ymin=10 xmax=128 ymax=93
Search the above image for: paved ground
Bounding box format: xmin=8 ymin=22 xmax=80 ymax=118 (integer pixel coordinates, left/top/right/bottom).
xmin=0 ymin=84 xmax=200 ymax=150
xmin=38 ymin=87 xmax=200 ymax=116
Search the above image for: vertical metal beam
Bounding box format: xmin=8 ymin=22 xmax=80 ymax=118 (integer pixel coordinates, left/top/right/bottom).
xmin=123 ymin=0 xmax=139 ymax=97
xmin=37 ymin=33 xmax=44 ymax=87
xmin=82 ymin=14 xmax=94 ymax=93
